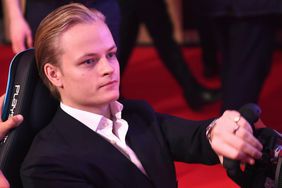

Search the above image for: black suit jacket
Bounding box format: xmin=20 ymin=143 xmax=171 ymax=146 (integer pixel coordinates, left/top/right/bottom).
xmin=21 ymin=100 xmax=219 ymax=188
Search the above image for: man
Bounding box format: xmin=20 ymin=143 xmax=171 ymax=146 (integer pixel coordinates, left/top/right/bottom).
xmin=0 ymin=94 xmax=23 ymax=188
xmin=20 ymin=3 xmax=262 ymax=187
xmin=200 ymin=0 xmax=282 ymax=112
xmin=118 ymin=0 xmax=220 ymax=111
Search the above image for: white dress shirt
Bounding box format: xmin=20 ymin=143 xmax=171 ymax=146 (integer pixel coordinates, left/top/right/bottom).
xmin=60 ymin=101 xmax=147 ymax=175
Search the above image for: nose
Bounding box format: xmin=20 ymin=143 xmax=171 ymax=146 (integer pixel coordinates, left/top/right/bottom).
xmin=100 ymin=57 xmax=114 ymax=76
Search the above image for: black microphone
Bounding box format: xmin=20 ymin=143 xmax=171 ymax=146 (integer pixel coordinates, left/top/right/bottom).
xmin=223 ymin=103 xmax=261 ymax=187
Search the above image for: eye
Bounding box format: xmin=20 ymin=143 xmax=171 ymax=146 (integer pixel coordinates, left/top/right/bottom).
xmin=106 ymin=51 xmax=117 ymax=59
xmin=83 ymin=58 xmax=98 ymax=65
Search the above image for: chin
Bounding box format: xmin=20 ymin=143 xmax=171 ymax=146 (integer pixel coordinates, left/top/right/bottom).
xmin=106 ymin=92 xmax=120 ymax=102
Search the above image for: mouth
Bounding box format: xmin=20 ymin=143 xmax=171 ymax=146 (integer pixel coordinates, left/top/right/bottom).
xmin=99 ymin=80 xmax=118 ymax=88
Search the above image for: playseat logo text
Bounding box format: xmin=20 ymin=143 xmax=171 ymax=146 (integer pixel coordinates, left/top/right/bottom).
xmin=9 ymin=85 xmax=20 ymax=117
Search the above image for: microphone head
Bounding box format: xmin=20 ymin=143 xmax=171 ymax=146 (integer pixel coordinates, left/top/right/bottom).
xmin=239 ymin=103 xmax=261 ymax=124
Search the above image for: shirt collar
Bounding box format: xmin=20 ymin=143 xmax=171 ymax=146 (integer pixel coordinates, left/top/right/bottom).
xmin=60 ymin=101 xmax=124 ymax=132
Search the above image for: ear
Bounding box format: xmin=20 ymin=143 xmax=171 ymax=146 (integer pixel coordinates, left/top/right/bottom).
xmin=44 ymin=63 xmax=63 ymax=88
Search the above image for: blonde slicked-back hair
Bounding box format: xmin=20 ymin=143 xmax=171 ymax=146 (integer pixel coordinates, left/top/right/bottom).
xmin=34 ymin=3 xmax=105 ymax=99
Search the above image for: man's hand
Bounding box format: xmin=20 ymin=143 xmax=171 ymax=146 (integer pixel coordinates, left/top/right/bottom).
xmin=9 ymin=17 xmax=33 ymax=54
xmin=0 ymin=95 xmax=23 ymax=140
xmin=0 ymin=94 xmax=23 ymax=187
xmin=209 ymin=110 xmax=263 ymax=165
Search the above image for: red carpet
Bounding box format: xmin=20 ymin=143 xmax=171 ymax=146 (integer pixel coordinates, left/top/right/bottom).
xmin=1 ymin=44 xmax=282 ymax=187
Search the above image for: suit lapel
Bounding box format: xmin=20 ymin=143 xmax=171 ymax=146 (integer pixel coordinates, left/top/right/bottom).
xmin=124 ymin=111 xmax=177 ymax=188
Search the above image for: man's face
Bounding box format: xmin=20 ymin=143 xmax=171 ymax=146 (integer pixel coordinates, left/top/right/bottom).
xmin=51 ymin=21 xmax=120 ymax=113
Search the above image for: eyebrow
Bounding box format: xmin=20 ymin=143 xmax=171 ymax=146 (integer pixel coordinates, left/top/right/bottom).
xmin=76 ymin=45 xmax=117 ymax=62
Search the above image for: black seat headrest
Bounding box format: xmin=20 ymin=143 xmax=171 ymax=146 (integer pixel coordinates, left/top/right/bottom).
xmin=0 ymin=49 xmax=59 ymax=188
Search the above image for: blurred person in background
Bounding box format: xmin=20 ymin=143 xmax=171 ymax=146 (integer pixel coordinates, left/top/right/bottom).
xmin=200 ymin=0 xmax=282 ymax=112
xmin=3 ymin=0 xmax=120 ymax=53
xmin=118 ymin=0 xmax=221 ymax=111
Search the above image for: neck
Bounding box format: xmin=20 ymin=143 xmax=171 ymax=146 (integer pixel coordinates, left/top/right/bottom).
xmin=99 ymin=104 xmax=112 ymax=119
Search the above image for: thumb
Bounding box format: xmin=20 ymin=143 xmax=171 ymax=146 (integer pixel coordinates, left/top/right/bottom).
xmin=0 ymin=115 xmax=23 ymax=140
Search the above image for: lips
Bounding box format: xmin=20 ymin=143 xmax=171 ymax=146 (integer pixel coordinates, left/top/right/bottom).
xmin=99 ymin=80 xmax=118 ymax=88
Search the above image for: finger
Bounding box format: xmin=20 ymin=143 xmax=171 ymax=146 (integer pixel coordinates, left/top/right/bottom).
xmin=221 ymin=111 xmax=260 ymax=150
xmin=0 ymin=94 xmax=4 ymax=102
xmin=7 ymin=115 xmax=23 ymax=128
xmin=236 ymin=117 xmax=253 ymax=134
xmin=212 ymin=138 xmax=256 ymax=165
xmin=0 ymin=115 xmax=23 ymax=139
xmin=26 ymin=34 xmax=33 ymax=48
xmin=17 ymin=42 xmax=26 ymax=53
xmin=235 ymin=126 xmax=263 ymax=151
xmin=13 ymin=36 xmax=27 ymax=54
xmin=223 ymin=132 xmax=262 ymax=160
xmin=212 ymin=123 xmax=262 ymax=158
xmin=13 ymin=43 xmax=25 ymax=54
xmin=0 ymin=94 xmax=5 ymax=120
xmin=237 ymin=153 xmax=256 ymax=165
